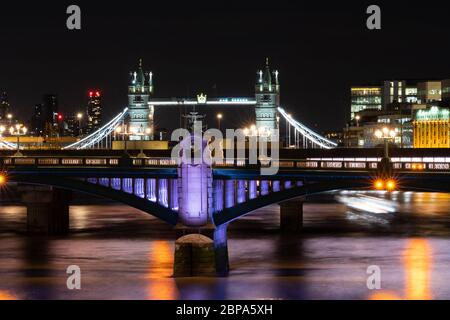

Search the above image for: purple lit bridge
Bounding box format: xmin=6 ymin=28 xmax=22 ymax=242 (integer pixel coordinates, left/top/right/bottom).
xmin=1 ymin=148 xmax=450 ymax=275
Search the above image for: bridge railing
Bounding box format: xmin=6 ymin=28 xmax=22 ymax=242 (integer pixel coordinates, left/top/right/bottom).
xmin=1 ymin=156 xmax=177 ymax=168
xmin=1 ymin=156 xmax=450 ymax=172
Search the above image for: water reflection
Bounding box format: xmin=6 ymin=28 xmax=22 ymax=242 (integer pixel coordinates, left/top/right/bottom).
xmin=146 ymin=241 xmax=178 ymax=300
xmin=0 ymin=290 xmax=17 ymax=300
xmin=404 ymin=239 xmax=432 ymax=300
xmin=0 ymin=191 xmax=449 ymax=299
xmin=370 ymin=238 xmax=432 ymax=300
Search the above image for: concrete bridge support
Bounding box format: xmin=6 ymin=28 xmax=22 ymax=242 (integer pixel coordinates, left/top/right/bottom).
xmin=19 ymin=185 xmax=72 ymax=234
xmin=279 ymin=199 xmax=303 ymax=232
xmin=173 ymin=224 xmax=229 ymax=277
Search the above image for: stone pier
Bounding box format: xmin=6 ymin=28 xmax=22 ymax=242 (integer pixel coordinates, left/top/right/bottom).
xmin=173 ymin=134 xmax=229 ymax=277
xmin=19 ymin=185 xmax=72 ymax=234
xmin=279 ymin=199 xmax=303 ymax=232
xmin=173 ymin=224 xmax=229 ymax=277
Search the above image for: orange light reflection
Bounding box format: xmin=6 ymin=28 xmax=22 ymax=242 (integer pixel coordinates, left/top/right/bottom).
xmin=369 ymin=239 xmax=432 ymax=300
xmin=146 ymin=241 xmax=178 ymax=300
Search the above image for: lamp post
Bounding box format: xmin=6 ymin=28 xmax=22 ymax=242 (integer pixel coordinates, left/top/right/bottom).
xmin=374 ymin=126 xmax=397 ymax=159
xmin=10 ymin=124 xmax=27 ymax=157
xmin=374 ymin=126 xmax=397 ymax=180
xmin=355 ymin=115 xmax=361 ymax=127
xmin=7 ymin=114 xmax=12 ymax=125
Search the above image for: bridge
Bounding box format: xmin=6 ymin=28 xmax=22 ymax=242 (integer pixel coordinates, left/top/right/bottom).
xmin=1 ymin=59 xmax=449 ymax=276
xmin=1 ymin=147 xmax=449 ymax=275
xmin=59 ymin=58 xmax=337 ymax=150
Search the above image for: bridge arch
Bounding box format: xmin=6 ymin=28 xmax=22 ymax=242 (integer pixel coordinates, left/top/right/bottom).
xmin=9 ymin=175 xmax=178 ymax=225
xmin=213 ymin=178 xmax=450 ymax=226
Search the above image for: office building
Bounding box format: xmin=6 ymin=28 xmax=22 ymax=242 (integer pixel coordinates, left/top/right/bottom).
xmin=413 ymin=106 xmax=450 ymax=148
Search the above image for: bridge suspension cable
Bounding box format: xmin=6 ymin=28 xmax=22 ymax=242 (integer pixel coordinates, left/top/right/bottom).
xmin=278 ymin=107 xmax=337 ymax=149
xmin=63 ymin=108 xmax=129 ymax=150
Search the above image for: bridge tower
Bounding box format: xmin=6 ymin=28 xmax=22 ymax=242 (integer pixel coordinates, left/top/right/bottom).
xmin=255 ymin=58 xmax=280 ymax=132
xmin=128 ymin=59 xmax=154 ymax=140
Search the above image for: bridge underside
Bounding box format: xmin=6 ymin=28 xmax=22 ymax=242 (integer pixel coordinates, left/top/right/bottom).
xmin=10 ymin=174 xmax=179 ymax=225
xmin=6 ymin=167 xmax=450 ymax=228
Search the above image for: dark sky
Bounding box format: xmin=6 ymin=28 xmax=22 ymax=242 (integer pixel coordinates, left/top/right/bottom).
xmin=1 ymin=0 xmax=450 ymax=132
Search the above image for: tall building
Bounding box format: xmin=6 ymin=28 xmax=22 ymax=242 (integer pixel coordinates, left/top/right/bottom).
xmin=86 ymin=90 xmax=102 ymax=134
xmin=42 ymin=94 xmax=59 ymax=137
xmin=128 ymin=59 xmax=153 ymax=140
xmin=255 ymin=58 xmax=279 ymax=132
xmin=351 ymin=80 xmax=430 ymax=120
xmin=0 ymin=92 xmax=11 ymax=121
xmin=413 ymin=106 xmax=450 ymax=148
xmin=30 ymin=103 xmax=44 ymax=136
xmin=382 ymin=80 xmax=418 ymax=105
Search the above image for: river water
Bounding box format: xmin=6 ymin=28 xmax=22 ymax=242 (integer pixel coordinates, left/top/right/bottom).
xmin=0 ymin=191 xmax=450 ymax=300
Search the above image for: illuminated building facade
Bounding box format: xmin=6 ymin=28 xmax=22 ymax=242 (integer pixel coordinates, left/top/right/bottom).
xmin=383 ymin=80 xmax=418 ymax=105
xmin=351 ymin=81 xmax=419 ymax=120
xmin=441 ymin=79 xmax=450 ymax=107
xmin=87 ymin=90 xmax=102 ymax=134
xmin=128 ymin=59 xmax=153 ymax=140
xmin=255 ymin=59 xmax=279 ymax=132
xmin=417 ymin=81 xmax=441 ymax=104
xmin=413 ymin=106 xmax=450 ymax=148
xmin=350 ymin=86 xmax=382 ymax=119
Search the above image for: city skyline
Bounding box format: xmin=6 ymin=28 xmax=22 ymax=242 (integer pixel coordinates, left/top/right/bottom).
xmin=2 ymin=1 xmax=450 ymax=132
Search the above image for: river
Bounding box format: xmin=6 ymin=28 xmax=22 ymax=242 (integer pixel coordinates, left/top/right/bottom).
xmin=0 ymin=191 xmax=449 ymax=300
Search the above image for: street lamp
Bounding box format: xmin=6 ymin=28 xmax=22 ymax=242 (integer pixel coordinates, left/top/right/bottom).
xmin=374 ymin=126 xmax=397 ymax=159
xmin=77 ymin=113 xmax=83 ymax=136
xmin=355 ymin=115 xmax=361 ymax=127
xmin=6 ymin=114 xmax=12 ymax=125
xmin=216 ymin=113 xmax=223 ymax=131
xmin=10 ymin=124 xmax=27 ymax=157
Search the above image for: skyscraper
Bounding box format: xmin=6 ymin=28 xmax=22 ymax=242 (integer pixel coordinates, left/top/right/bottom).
xmin=86 ymin=90 xmax=102 ymax=134
xmin=42 ymin=94 xmax=58 ymax=137
xmin=128 ymin=59 xmax=153 ymax=140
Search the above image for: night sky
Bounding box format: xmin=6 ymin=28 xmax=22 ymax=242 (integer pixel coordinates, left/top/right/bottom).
xmin=1 ymin=0 xmax=450 ymax=133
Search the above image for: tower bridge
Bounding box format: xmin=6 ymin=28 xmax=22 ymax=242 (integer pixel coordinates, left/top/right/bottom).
xmin=1 ymin=59 xmax=448 ymax=277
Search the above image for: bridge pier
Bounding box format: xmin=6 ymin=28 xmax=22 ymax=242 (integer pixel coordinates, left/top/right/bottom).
xmin=279 ymin=199 xmax=303 ymax=232
xmin=19 ymin=185 xmax=71 ymax=235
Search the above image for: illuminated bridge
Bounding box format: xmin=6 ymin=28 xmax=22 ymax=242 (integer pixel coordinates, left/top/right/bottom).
xmin=59 ymin=59 xmax=337 ymax=150
xmin=1 ymin=147 xmax=449 ymax=275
